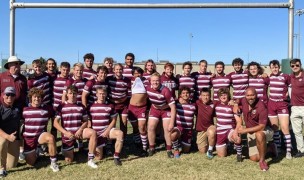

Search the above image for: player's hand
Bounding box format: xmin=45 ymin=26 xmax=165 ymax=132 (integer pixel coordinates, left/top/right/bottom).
xmin=75 ymin=129 xmax=83 ymax=139
xmin=237 ymin=126 xmax=245 ymax=134
xmin=101 ymin=130 xmax=110 ymax=138
xmin=7 ymin=132 xmax=17 ymax=142
xmin=65 ymin=131 xmax=75 ymax=140
xmin=261 ymin=73 xmax=268 ymax=78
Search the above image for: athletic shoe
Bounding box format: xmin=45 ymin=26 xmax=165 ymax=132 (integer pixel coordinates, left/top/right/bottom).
xmin=87 ymin=159 xmax=98 ymax=169
xmin=139 ymin=149 xmax=148 ymax=157
xmin=50 ymin=162 xmax=60 ymax=172
xmin=206 ymin=150 xmax=214 ymax=159
xmin=173 ymin=150 xmax=180 ymax=158
xmin=286 ymin=152 xmax=292 ymax=159
xmin=0 ymin=170 xmax=7 ymax=178
xmin=167 ymin=151 xmax=174 ymax=158
xmin=147 ymin=148 xmax=155 ymax=157
xmin=114 ymin=158 xmax=122 ymax=166
xmin=294 ymin=151 xmax=304 ymax=158
xmin=237 ymin=154 xmax=242 ymax=162
xmin=269 ymin=143 xmax=278 ymax=158
xmin=259 ymin=160 xmax=269 ymax=171
xmin=19 ymin=152 xmax=25 ymax=161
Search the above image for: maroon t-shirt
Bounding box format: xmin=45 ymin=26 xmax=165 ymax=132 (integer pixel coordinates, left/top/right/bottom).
xmin=290 ymin=71 xmax=304 ymax=106
xmin=195 ymin=100 xmax=215 ymax=132
xmin=240 ymin=98 xmax=268 ymax=128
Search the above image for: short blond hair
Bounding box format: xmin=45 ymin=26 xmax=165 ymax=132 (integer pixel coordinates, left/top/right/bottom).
xmin=73 ymin=63 xmax=84 ymax=69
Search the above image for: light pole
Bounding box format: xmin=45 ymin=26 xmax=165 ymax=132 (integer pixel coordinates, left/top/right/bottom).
xmin=294 ymin=33 xmax=298 ymax=58
xmin=189 ymin=33 xmax=193 ymax=61
xmin=295 ymin=9 xmax=304 ymax=59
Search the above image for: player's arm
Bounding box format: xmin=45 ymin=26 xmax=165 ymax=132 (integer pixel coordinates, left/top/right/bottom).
xmin=75 ymin=115 xmax=88 ymax=138
xmin=81 ymin=91 xmax=89 ymax=108
xmin=102 ymin=114 xmax=118 ymax=137
xmin=238 ymin=124 xmax=266 ymax=134
xmin=61 ymin=90 xmax=67 ymax=103
xmin=53 ymin=116 xmax=74 ymax=139
xmin=168 ymin=103 xmax=176 ymax=132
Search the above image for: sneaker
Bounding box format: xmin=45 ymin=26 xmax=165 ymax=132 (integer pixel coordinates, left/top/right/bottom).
xmin=294 ymin=151 xmax=304 ymax=158
xmin=19 ymin=152 xmax=25 ymax=161
xmin=269 ymin=143 xmax=278 ymax=158
xmin=259 ymin=160 xmax=269 ymax=171
xmin=87 ymin=159 xmax=98 ymax=169
xmin=147 ymin=148 xmax=155 ymax=157
xmin=167 ymin=150 xmax=174 ymax=158
xmin=173 ymin=150 xmax=180 ymax=158
xmin=286 ymin=152 xmax=292 ymax=159
xmin=237 ymin=154 xmax=242 ymax=162
xmin=114 ymin=158 xmax=122 ymax=166
xmin=206 ymin=150 xmax=214 ymax=159
xmin=0 ymin=170 xmax=7 ymax=178
xmin=50 ymin=162 xmax=60 ymax=172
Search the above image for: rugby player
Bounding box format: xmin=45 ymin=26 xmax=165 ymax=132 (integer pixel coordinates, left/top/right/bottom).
xmin=211 ymin=61 xmax=231 ymax=101
xmin=176 ymin=62 xmax=196 ymax=103
xmin=82 ymin=53 xmax=96 ymax=80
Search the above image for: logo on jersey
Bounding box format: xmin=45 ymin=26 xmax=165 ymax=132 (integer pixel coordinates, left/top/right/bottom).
xmin=252 ymin=110 xmax=256 ymax=114
xmin=282 ymin=109 xmax=286 ymax=113
xmin=300 ymin=79 xmax=302 ymax=82
xmin=167 ymin=112 xmax=171 ymax=116
xmin=141 ymin=113 xmax=145 ymax=118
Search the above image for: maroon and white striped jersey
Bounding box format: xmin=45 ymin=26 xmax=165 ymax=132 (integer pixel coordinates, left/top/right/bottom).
xmin=83 ymin=79 xmax=108 ymax=106
xmin=146 ymin=85 xmax=175 ymax=106
xmin=177 ymin=74 xmax=196 ymax=101
xmin=215 ymin=103 xmax=236 ymax=132
xmin=160 ymin=72 xmax=178 ymax=99
xmin=23 ymin=105 xmax=53 ymax=137
xmin=143 ymin=72 xmax=153 ymax=82
xmin=56 ymin=102 xmax=87 ymax=141
xmin=228 ymin=71 xmax=248 ymax=100
xmin=211 ymin=75 xmax=231 ymax=101
xmin=191 ymin=71 xmax=212 ymax=99
xmin=248 ymin=76 xmax=269 ymax=103
xmin=53 ymin=76 xmax=70 ymax=109
xmin=175 ymin=101 xmax=196 ymax=130
xmin=122 ymin=66 xmax=133 ymax=80
xmin=64 ymin=77 xmax=87 ymax=104
xmin=269 ymin=73 xmax=291 ymax=101
xmin=83 ymin=68 xmax=96 ymax=80
xmin=88 ymin=102 xmax=118 ymax=135
xmin=107 ymin=70 xmax=114 ymax=77
xmin=28 ymin=72 xmax=52 ymax=105
xmin=107 ymin=76 xmax=131 ymax=100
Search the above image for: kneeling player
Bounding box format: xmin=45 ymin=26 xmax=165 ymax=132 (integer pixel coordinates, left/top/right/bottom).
xmin=54 ymin=85 xmax=98 ymax=168
xmin=170 ymin=86 xmax=196 ymax=158
xmin=88 ymin=87 xmax=124 ymax=166
xmin=22 ymin=88 xmax=59 ymax=172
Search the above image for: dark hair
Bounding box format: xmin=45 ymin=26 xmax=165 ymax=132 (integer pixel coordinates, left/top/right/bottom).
xmin=83 ymin=53 xmax=95 ymax=61
xmin=178 ymin=86 xmax=191 ymax=97
xmin=96 ymin=65 xmax=109 ymax=74
xmin=290 ymin=58 xmax=302 ymax=66
xmin=32 ymin=59 xmax=43 ymax=66
xmin=199 ymin=59 xmax=208 ymax=66
xmin=269 ymin=59 xmax=280 ymax=68
xmin=217 ymin=88 xmax=231 ymax=100
xmin=132 ymin=66 xmax=144 ymax=75
xmin=66 ymin=85 xmax=78 ymax=94
xmin=144 ymin=59 xmax=156 ymax=73
xmin=28 ymin=87 xmax=44 ymax=103
xmin=247 ymin=61 xmax=264 ymax=76
xmin=215 ymin=61 xmax=225 ymax=68
xmin=104 ymin=57 xmax=114 ymax=64
xmin=46 ymin=58 xmax=57 ymax=67
xmin=60 ymin=62 xmax=70 ymax=68
xmin=200 ymin=87 xmax=211 ymax=94
xmin=232 ymin=58 xmax=244 ymax=66
xmin=164 ymin=62 xmax=174 ymax=70
xmin=125 ymin=53 xmax=135 ymax=60
xmin=182 ymin=61 xmax=193 ymax=69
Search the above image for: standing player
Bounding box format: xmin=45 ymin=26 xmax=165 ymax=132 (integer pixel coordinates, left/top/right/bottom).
xmin=45 ymin=58 xmax=59 ymax=82
xmin=215 ymin=88 xmax=242 ymax=161
xmin=170 ymin=86 xmax=196 ymax=158
xmin=211 ymin=61 xmax=231 ymax=101
xmin=82 ymin=66 xmax=108 ymax=108
xmin=88 ymin=87 xmax=124 ymax=165
xmin=196 ymin=88 xmax=216 ymax=159
xmin=107 ymin=64 xmax=131 ymax=137
xmin=54 ymin=85 xmax=98 ymax=168
xmin=160 ymin=62 xmax=178 ymax=99
xmin=103 ymin=57 xmax=114 ymax=77
xmin=82 ymin=53 xmax=96 ymax=80
xmin=122 ymin=53 xmax=135 ymax=80
xmin=176 ymin=61 xmax=196 ymax=102
xmin=146 ymin=73 xmax=176 ymax=157
xmin=22 ymin=88 xmax=59 ymax=172
xmin=268 ymin=60 xmax=292 ymax=159
xmin=143 ymin=59 xmax=157 ymax=82
xmin=228 ymin=58 xmax=248 ymax=100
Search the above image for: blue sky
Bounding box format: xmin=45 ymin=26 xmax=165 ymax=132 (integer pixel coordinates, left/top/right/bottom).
xmin=0 ymin=0 xmax=303 ymax=65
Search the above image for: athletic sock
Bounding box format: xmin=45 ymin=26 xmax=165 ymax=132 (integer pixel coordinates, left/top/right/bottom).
xmin=88 ymin=153 xmax=94 ymax=160
xmin=208 ymin=146 xmax=214 ymax=151
xmin=235 ymin=144 xmax=242 ymax=155
xmin=166 ymin=145 xmax=172 ymax=151
xmin=273 ymin=130 xmax=281 ymax=150
xmin=284 ymin=134 xmax=292 ymax=153
xmin=50 ymin=156 xmax=57 ymax=163
xmin=172 ymin=140 xmax=180 ymax=150
xmin=140 ymin=133 xmax=148 ymax=150
xmin=114 ymin=152 xmax=120 ymax=159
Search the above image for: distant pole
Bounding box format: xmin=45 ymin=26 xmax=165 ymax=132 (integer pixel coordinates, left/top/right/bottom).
xmin=189 ymin=33 xmax=193 ymax=61
xmin=294 ymin=33 xmax=298 ymax=58
xmin=295 ymin=9 xmax=304 ymax=59
xmin=77 ymin=50 xmax=79 ymax=62
xmin=157 ymin=48 xmax=159 ymax=62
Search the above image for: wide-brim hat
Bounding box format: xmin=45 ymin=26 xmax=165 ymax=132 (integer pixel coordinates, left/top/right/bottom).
xmin=4 ymin=56 xmax=25 ymax=69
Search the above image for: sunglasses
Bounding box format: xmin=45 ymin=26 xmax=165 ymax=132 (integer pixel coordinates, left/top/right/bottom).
xmin=291 ymin=64 xmax=300 ymax=68
xmin=5 ymin=93 xmax=16 ymax=97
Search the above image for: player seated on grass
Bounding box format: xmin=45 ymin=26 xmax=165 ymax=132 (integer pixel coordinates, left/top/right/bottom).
xmin=22 ymin=87 xmax=59 ymax=172
xmin=215 ymin=88 xmax=243 ymax=162
xmin=88 ymin=87 xmax=124 ymax=166
xmin=170 ymin=86 xmax=196 ymax=158
xmin=195 ymin=88 xmax=216 ymax=159
xmin=54 ymin=85 xmax=98 ymax=168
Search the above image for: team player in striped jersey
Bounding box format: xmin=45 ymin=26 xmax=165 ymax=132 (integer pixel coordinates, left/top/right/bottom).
xmin=53 ymin=62 xmax=71 ymax=109
xmin=82 ymin=53 xmax=96 ymax=80
xmin=176 ymin=61 xmax=196 ymax=103
xmin=195 ymin=88 xmax=216 ymax=159
xmin=143 ymin=59 xmax=157 ymax=82
xmin=45 ymin=58 xmax=59 ymax=83
xmin=247 ymin=61 xmax=269 ymax=105
xmin=211 ymin=61 xmax=231 ymax=101
xmin=146 ymin=73 xmax=176 ymax=157
xmin=228 ymin=58 xmax=248 ymax=100
xmin=88 ymin=87 xmax=124 ymax=166
xmin=160 ymin=62 xmax=178 ymax=99
xmin=170 ymin=86 xmax=196 ymax=158
xmin=122 ymin=53 xmax=135 ymax=80
xmin=103 ymin=57 xmax=114 ymax=77
xmin=215 ymin=88 xmax=243 ymax=162
xmin=54 ymin=85 xmax=98 ymax=168
xmin=22 ymin=88 xmax=59 ymax=172
xmin=82 ymin=65 xmax=108 ymax=108
xmin=191 ymin=60 xmax=213 ymax=100
xmin=268 ymin=60 xmax=292 ymax=159
xmin=107 ymin=63 xmax=131 ymax=137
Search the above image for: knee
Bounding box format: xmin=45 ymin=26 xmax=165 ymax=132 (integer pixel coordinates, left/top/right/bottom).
xmin=47 ymin=135 xmax=55 ymax=143
xmin=116 ymin=130 xmax=124 ymax=139
xmin=249 ymin=155 xmax=260 ymax=162
xmin=255 ymin=131 xmax=266 ymax=142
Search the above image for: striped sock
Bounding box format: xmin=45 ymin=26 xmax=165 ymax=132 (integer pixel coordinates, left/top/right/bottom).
xmin=133 ymin=133 xmax=141 ymax=144
xmin=273 ymin=130 xmax=281 ymax=149
xmin=50 ymin=156 xmax=57 ymax=163
xmin=140 ymin=133 xmax=148 ymax=150
xmin=88 ymin=153 xmax=94 ymax=160
xmin=284 ymin=134 xmax=292 ymax=153
xmin=114 ymin=152 xmax=120 ymax=159
xmin=235 ymin=144 xmax=242 ymax=155
xmin=172 ymin=140 xmax=180 ymax=150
